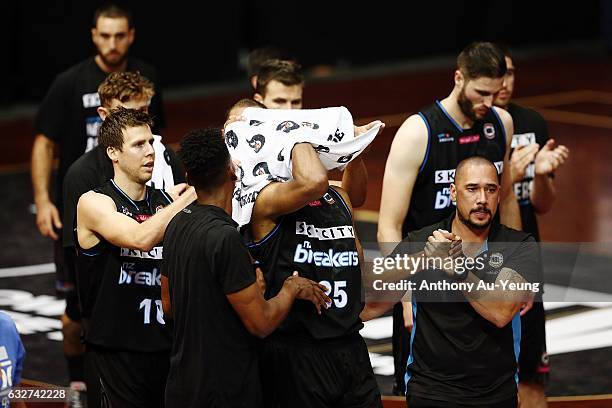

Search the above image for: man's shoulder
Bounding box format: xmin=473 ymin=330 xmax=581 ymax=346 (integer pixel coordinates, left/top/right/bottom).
xmin=494 ymin=223 xmax=535 ymax=243
xmin=55 ymin=57 xmax=96 ymax=81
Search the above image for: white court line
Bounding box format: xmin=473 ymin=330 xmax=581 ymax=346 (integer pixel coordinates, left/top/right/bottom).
xmin=0 ymin=263 xmax=55 ymax=278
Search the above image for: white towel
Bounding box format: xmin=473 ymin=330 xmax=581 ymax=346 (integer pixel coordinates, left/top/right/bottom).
xmin=148 ymin=135 xmax=176 ymax=191
xmin=225 ymin=106 xmax=381 ymax=227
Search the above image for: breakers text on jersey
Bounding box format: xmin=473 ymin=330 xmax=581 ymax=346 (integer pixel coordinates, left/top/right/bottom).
xmin=294 ymin=244 xmax=359 ymax=267
xmin=119 ymin=264 xmax=162 ymax=286
xmin=295 ymin=221 xmax=355 ymax=240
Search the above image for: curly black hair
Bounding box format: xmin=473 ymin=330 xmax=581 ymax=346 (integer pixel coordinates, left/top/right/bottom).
xmin=178 ymin=128 xmax=230 ymax=190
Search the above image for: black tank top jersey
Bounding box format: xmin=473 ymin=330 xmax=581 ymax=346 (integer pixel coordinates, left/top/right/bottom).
xmin=403 ymin=101 xmax=507 ymax=234
xmin=75 ymin=180 xmax=172 ymax=352
xmin=247 ymin=187 xmax=363 ymax=340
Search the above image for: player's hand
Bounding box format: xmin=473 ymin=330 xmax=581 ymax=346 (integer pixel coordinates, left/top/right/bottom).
xmin=35 ymin=199 xmax=62 ymax=240
xmin=534 ymin=139 xmax=569 ymax=176
xmin=223 ymin=114 xmax=246 ymax=135
xmin=510 ymin=143 xmax=539 ymax=183
xmin=255 ymin=266 xmax=266 ymax=296
xmin=424 ymin=229 xmax=455 ymax=258
xmin=168 ymin=183 xmax=189 ymax=200
xmin=520 ymin=293 xmax=535 ymax=316
xmin=354 ymin=120 xmax=385 ymax=138
xmin=402 ymin=301 xmax=413 ymax=331
xmin=284 ymin=271 xmax=332 ymax=315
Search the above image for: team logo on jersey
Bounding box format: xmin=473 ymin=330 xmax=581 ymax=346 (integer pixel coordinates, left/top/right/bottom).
xmin=459 ymin=134 xmax=480 ymax=144
xmin=249 ymin=119 xmax=264 ymax=126
xmin=308 ymin=200 xmax=322 ymax=207
xmin=323 ymin=193 xmax=335 ymax=204
xmin=511 ymin=132 xmax=536 ymax=148
xmin=314 ymin=145 xmax=330 ymax=153
xmin=247 ymin=134 xmax=266 ymax=153
xmin=437 ymin=133 xmax=454 ymax=143
xmin=435 ymin=169 xmax=455 ymax=184
xmin=225 ymin=130 xmax=238 ymax=149
xmin=135 ymin=214 xmax=152 ymax=222
xmin=82 ymin=92 xmax=100 ymax=108
xmin=489 ymin=252 xmax=504 ymax=268
xmin=301 ymin=121 xmax=320 ymax=129
xmin=277 ymin=148 xmax=285 ymax=161
xmin=296 ymin=221 xmax=355 ymax=240
xmin=276 ymin=120 xmax=300 ymax=133
xmin=327 ymin=128 xmax=345 ymax=143
xmin=483 ymin=123 xmax=496 ymax=139
xmin=293 ymin=244 xmax=359 ymax=267
xmin=120 ymin=206 xmax=133 ymax=217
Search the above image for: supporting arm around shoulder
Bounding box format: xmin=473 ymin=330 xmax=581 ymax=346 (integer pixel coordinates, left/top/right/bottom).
xmin=77 ymin=187 xmax=196 ymax=252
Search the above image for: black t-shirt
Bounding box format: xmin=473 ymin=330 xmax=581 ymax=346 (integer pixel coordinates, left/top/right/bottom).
xmin=75 ymin=180 xmax=172 ymax=352
xmin=62 ymin=144 xmax=184 ymax=247
xmin=247 ymin=187 xmax=363 ymax=341
xmin=162 ymin=204 xmax=261 ymax=408
xmin=34 ymin=56 xmax=165 ymax=207
xmin=403 ymin=101 xmax=507 ymax=234
xmin=507 ymin=103 xmax=550 ymax=241
xmin=400 ymin=213 xmax=540 ymax=404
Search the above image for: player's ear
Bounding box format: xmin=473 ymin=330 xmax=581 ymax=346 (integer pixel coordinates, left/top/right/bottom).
xmin=97 ymin=107 xmax=109 ymax=121
xmin=253 ymin=93 xmax=264 ymax=104
xmin=107 ymin=146 xmax=119 ymax=163
xmin=450 ymin=183 xmax=457 ymax=202
xmin=454 ymin=70 xmax=464 ymax=88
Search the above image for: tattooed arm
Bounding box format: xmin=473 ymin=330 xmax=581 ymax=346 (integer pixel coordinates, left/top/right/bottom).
xmin=462 ymin=267 xmax=529 ymax=328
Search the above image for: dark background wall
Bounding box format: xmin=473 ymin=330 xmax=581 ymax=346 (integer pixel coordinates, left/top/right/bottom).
xmin=0 ymin=1 xmax=602 ymax=105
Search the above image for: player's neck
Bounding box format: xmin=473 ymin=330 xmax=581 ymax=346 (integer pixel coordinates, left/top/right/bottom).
xmin=112 ymin=173 xmax=146 ymax=201
xmin=95 ymin=55 xmax=128 ymax=74
xmin=195 ymin=187 xmax=232 ymax=215
xmin=451 ymin=214 xmax=489 ymax=244
xmin=441 ymin=94 xmax=474 ymax=129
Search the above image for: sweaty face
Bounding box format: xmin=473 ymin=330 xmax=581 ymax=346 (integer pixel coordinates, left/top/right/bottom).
xmin=258 ymin=80 xmax=303 ymax=109
xmin=115 ymin=125 xmax=155 ymax=184
xmin=457 ymin=76 xmax=504 ymax=122
xmin=451 ymin=162 xmax=500 ymax=230
xmin=92 ymin=17 xmax=134 ymax=69
xmin=494 ymin=56 xmax=515 ymax=108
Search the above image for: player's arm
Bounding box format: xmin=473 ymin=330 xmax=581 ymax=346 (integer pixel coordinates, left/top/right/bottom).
xmin=530 ymin=139 xmax=569 ymax=214
xmin=377 ymin=115 xmax=428 ymax=256
xmin=228 ymin=271 xmax=330 ymax=338
xmin=76 ymin=186 xmax=195 ymax=251
xmin=462 ymin=267 xmax=529 ymax=328
xmin=253 ymin=143 xmax=328 ymax=221
xmin=495 ymin=107 xmax=522 ymax=230
xmin=31 ymin=133 xmax=62 ymax=239
xmin=161 ymin=275 xmax=172 ymax=318
xmin=329 ymin=156 xmax=368 ymax=207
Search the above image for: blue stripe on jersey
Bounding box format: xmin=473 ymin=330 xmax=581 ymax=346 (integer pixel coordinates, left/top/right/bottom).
xmin=404 ymin=299 xmax=418 ymax=394
xmin=417 ymin=112 xmax=431 ymax=174
xmin=247 ymin=218 xmax=284 ymax=248
xmin=328 ymin=187 xmax=353 ymax=224
xmin=490 ymin=107 xmax=507 ymax=147
xmin=512 ymin=312 xmax=521 ymax=384
xmin=435 ymin=100 xmax=463 ymax=132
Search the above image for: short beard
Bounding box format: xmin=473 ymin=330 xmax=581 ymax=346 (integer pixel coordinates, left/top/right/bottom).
xmin=457 ymin=206 xmax=492 ymax=230
xmin=457 ymin=85 xmax=479 ymax=122
xmin=98 ymin=51 xmax=127 ymax=69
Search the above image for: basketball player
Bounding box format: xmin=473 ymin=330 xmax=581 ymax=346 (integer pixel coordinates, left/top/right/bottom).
xmin=75 ymin=108 xmax=194 ymax=407
xmin=377 ymin=42 xmax=520 ymax=395
xmin=161 ymin=128 xmax=330 ymax=407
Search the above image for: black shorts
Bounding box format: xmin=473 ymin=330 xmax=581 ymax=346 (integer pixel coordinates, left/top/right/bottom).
xmin=519 ymin=301 xmax=549 ymax=384
xmin=260 ymin=332 xmax=382 ymax=408
xmin=407 ymin=395 xmax=517 ymax=408
xmin=59 ymin=244 xmax=81 ymax=321
xmin=392 ymin=302 xmax=411 ymax=395
xmin=87 ymin=345 xmax=169 ymax=408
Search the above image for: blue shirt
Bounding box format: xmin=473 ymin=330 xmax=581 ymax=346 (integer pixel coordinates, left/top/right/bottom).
xmin=0 ymin=311 xmax=25 ymax=408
